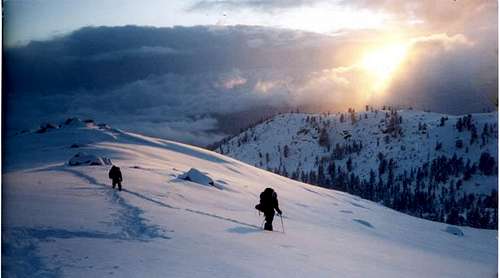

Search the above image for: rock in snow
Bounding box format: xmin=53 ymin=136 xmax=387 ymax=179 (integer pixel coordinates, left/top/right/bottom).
xmin=179 ymin=168 xmax=215 ymax=186
xmin=68 ymin=152 xmax=112 ymax=166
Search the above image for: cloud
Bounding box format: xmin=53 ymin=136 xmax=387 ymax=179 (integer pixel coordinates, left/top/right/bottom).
xmin=87 ymin=46 xmax=185 ymax=62
xmin=188 ymin=0 xmax=320 ymax=12
xmin=4 ymin=25 xmax=338 ymax=94
xmin=409 ymin=33 xmax=473 ymax=50
xmin=216 ymin=70 xmax=248 ymax=89
xmin=254 ymin=79 xmax=284 ymax=93
xmin=4 ymin=25 xmax=497 ymax=146
xmin=382 ymin=32 xmax=497 ymax=113
xmin=188 ymin=0 xmax=497 ymax=37
xmin=117 ymin=117 xmax=224 ymax=147
xmin=341 ymin=0 xmax=498 ymax=36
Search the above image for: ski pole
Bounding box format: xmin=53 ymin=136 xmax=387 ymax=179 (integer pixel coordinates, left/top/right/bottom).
xmin=280 ymin=214 xmax=285 ymax=233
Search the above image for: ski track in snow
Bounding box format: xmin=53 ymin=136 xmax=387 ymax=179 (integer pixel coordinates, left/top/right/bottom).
xmin=184 ymin=208 xmax=262 ymax=230
xmin=62 ymin=166 xmax=261 ymax=238
xmin=353 ymin=219 xmax=374 ymax=228
xmin=2 ymin=228 xmax=63 ymax=277
xmin=57 ymin=167 xmax=170 ymax=241
xmin=2 ymin=166 xmax=171 ymax=278
xmin=61 ymin=167 xmax=262 ymax=230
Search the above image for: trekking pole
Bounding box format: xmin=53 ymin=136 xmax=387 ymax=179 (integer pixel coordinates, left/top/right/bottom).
xmin=280 ymin=214 xmax=285 ymax=233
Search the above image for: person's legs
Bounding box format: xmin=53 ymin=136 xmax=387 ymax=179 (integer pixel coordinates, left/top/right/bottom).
xmin=118 ymin=181 xmax=122 ymax=191
xmin=112 ymin=180 xmax=117 ymax=189
xmin=264 ymin=212 xmax=274 ymax=231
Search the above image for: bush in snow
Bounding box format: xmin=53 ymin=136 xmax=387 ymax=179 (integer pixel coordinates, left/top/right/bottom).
xmin=478 ymin=152 xmax=496 ymax=176
xmin=63 ymin=117 xmax=86 ymax=127
xmin=36 ymin=123 xmax=59 ymax=133
xmin=179 ymin=168 xmax=215 ymax=186
xmin=68 ymin=152 xmax=112 ymax=166
xmin=70 ymin=143 xmax=85 ymax=148
xmin=97 ymin=123 xmax=111 ymax=130
xmin=63 ymin=117 xmax=98 ymax=128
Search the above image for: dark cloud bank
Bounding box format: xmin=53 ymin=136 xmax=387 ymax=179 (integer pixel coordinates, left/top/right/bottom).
xmin=4 ymin=25 xmax=497 ymax=146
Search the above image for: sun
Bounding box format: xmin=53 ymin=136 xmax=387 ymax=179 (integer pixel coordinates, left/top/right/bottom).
xmin=361 ymin=43 xmax=410 ymax=92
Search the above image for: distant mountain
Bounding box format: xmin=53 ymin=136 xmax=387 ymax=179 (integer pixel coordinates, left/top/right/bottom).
xmin=216 ymin=107 xmax=498 ymax=229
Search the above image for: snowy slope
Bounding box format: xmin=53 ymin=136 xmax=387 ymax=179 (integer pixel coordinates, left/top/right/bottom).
xmin=2 ymin=119 xmax=497 ymax=277
xmin=217 ymin=109 xmax=498 ymax=227
xmin=218 ymin=110 xmax=497 ymax=189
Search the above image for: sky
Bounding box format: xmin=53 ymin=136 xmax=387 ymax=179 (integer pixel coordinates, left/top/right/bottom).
xmin=3 ymin=0 xmax=498 ymax=146
xmin=5 ymin=0 xmax=390 ymax=47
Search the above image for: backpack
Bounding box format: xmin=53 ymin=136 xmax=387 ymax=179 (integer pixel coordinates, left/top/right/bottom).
xmin=109 ymin=166 xmax=118 ymax=179
xmin=255 ymin=188 xmax=276 ymax=212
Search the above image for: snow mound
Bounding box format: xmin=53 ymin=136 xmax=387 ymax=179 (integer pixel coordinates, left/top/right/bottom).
xmin=445 ymin=226 xmax=464 ymax=237
xmin=68 ymin=152 xmax=112 ymax=166
xmin=179 ymin=168 xmax=215 ymax=186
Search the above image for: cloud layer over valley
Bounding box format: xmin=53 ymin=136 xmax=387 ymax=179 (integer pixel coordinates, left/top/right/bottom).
xmin=4 ymin=6 xmax=497 ymax=145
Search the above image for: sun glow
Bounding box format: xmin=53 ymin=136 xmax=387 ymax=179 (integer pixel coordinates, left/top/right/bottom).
xmin=361 ymin=43 xmax=410 ymax=92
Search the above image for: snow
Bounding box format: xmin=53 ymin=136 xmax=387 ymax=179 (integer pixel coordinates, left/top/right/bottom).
xmin=2 ymin=121 xmax=497 ymax=277
xmin=219 ymin=111 xmax=497 ymax=189
xmin=445 ymin=226 xmax=464 ymax=237
xmin=179 ymin=168 xmax=215 ymax=187
xmin=218 ymin=110 xmax=498 ymax=209
xmin=68 ymin=152 xmax=112 ymax=166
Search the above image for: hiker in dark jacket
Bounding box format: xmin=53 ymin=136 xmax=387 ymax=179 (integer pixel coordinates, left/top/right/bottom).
xmin=108 ymin=165 xmax=123 ymax=191
xmin=256 ymin=187 xmax=282 ymax=231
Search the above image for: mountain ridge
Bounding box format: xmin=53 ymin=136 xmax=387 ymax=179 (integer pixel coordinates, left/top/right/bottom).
xmin=216 ymin=107 xmax=498 ymax=228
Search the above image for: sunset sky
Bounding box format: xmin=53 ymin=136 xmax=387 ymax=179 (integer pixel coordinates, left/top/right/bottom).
xmin=4 ymin=0 xmax=498 ymax=145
